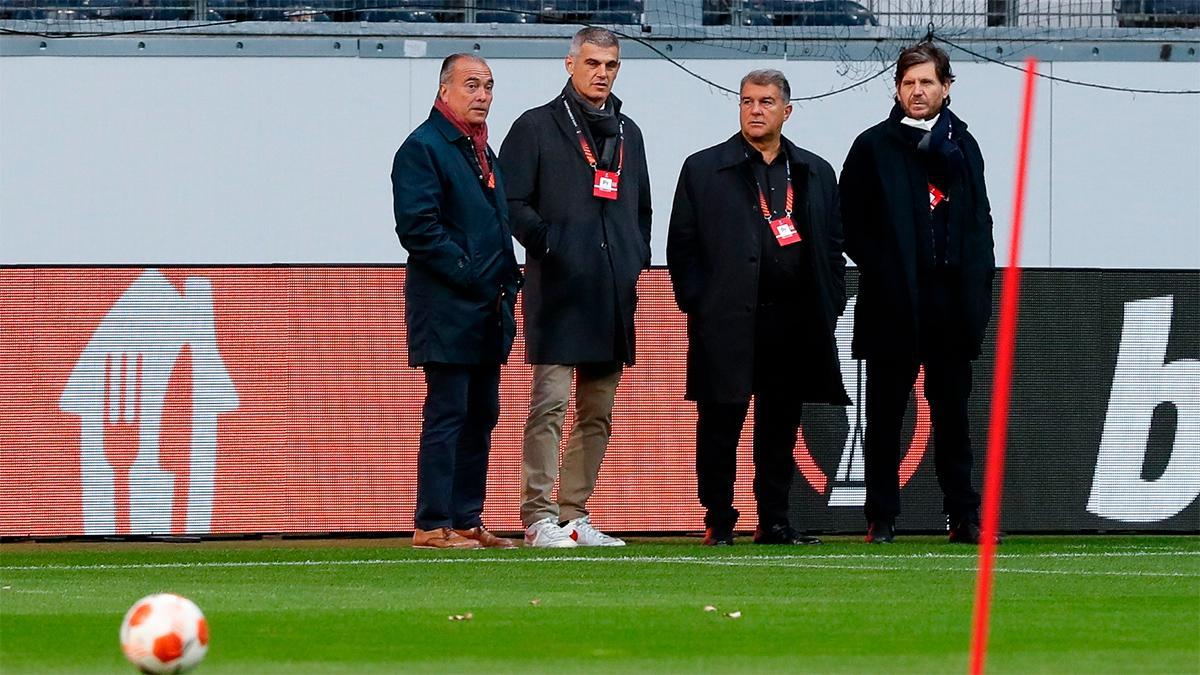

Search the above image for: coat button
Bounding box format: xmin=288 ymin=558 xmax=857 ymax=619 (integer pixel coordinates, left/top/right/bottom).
xmin=600 ymin=242 xmax=608 ymax=249
xmin=457 ymin=259 xmax=466 ymax=268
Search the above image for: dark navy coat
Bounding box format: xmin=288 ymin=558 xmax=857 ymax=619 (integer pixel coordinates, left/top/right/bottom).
xmin=392 ymin=108 xmax=522 ymax=366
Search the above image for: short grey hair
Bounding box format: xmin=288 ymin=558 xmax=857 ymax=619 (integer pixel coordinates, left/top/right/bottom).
xmin=568 ymin=27 xmax=620 ymax=57
xmin=740 ymin=69 xmax=791 ymax=102
xmin=439 ymin=53 xmax=488 ymax=85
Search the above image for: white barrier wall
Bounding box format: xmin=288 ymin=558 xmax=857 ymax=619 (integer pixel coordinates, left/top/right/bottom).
xmin=1 ymin=55 xmax=1197 ymax=267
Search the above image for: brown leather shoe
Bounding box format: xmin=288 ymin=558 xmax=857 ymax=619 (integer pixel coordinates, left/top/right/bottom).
xmin=412 ymin=527 xmax=481 ymax=549
xmin=454 ymin=526 xmax=518 ymax=549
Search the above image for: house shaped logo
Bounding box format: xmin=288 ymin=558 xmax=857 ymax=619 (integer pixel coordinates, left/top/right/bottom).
xmin=59 ymin=269 xmax=238 ymax=535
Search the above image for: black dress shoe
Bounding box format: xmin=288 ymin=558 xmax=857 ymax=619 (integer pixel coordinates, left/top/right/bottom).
xmin=865 ymin=520 xmax=896 ymax=544
xmin=948 ymin=520 xmax=1003 ymax=545
xmin=753 ymin=523 xmax=822 ymax=545
xmin=703 ymin=527 xmax=734 ymax=546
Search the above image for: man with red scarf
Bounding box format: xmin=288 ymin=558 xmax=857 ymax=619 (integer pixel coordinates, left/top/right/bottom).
xmin=392 ymin=54 xmax=522 ymax=550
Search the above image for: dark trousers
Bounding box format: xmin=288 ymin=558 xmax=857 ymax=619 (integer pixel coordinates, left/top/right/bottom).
xmin=696 ymin=396 xmax=802 ymax=531
xmin=414 ymin=362 xmax=500 ymax=531
xmin=862 ymin=358 xmax=981 ymax=525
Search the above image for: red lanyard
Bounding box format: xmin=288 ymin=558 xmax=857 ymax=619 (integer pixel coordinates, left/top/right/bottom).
xmin=755 ymin=158 xmax=792 ymax=222
xmin=562 ymin=98 xmax=624 ymax=176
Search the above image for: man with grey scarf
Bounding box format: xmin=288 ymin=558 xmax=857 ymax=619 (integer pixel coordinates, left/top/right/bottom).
xmin=840 ymin=43 xmax=997 ymax=545
xmin=499 ymin=27 xmax=652 ymax=548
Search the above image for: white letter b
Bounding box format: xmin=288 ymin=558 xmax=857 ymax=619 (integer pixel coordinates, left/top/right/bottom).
xmin=1088 ymin=295 xmax=1199 ymax=523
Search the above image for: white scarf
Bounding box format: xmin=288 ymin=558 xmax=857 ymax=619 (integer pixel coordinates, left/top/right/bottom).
xmin=900 ymin=113 xmax=939 ymax=132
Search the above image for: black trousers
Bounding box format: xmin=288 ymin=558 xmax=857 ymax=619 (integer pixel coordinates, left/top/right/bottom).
xmin=862 ymin=357 xmax=981 ymax=525
xmin=696 ymin=395 xmax=803 ymax=531
xmin=414 ymin=362 xmax=500 ymax=531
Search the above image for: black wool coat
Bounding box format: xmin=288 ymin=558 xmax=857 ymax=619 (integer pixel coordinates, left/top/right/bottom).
xmin=667 ymin=133 xmax=851 ymax=405
xmin=839 ymin=106 xmax=996 ymax=361
xmin=392 ymin=108 xmax=522 ymax=366
xmin=498 ymin=93 xmax=652 ymax=365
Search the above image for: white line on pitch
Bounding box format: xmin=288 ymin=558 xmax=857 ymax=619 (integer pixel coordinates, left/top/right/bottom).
xmin=2 ymin=550 xmax=1197 ymax=573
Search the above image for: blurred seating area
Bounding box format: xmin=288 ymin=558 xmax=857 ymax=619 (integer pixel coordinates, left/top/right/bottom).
xmin=0 ymin=0 xmax=645 ymax=23
xmin=2 ymin=0 xmax=1195 ymax=28
xmin=703 ymin=0 xmax=878 ymax=26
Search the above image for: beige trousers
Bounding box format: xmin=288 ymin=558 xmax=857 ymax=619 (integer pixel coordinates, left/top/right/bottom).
xmin=521 ymin=363 xmax=623 ymax=526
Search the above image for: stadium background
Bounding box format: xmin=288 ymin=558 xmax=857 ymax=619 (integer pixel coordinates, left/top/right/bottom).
xmin=1 ymin=13 xmax=1197 ymax=538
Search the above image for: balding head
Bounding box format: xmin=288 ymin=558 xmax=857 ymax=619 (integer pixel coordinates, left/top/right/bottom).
xmin=439 ymin=53 xmax=489 ymax=86
xmin=438 ymin=53 xmax=494 ymax=126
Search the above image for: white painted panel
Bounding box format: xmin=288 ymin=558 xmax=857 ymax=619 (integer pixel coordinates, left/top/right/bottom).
xmin=1 ymin=57 xmax=416 ymax=263
xmin=1050 ymin=62 xmax=1200 ymax=269
xmin=1 ymin=54 xmax=1196 ymax=268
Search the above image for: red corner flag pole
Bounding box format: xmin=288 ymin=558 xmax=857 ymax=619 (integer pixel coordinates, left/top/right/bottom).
xmin=969 ymin=57 xmax=1038 ymax=675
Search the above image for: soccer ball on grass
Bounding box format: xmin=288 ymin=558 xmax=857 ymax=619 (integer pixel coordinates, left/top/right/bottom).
xmin=119 ymin=593 xmax=209 ymax=674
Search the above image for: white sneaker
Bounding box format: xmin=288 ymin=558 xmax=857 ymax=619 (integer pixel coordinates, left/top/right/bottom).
xmin=563 ymin=516 xmax=626 ymax=547
xmin=524 ymin=517 xmax=578 ymax=548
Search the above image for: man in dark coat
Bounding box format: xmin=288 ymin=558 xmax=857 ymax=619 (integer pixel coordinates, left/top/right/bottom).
xmin=667 ymin=69 xmax=850 ymax=546
xmin=499 ymin=27 xmax=652 ymax=549
xmin=392 ymin=53 xmax=522 ymax=550
xmin=839 ymin=43 xmax=996 ymax=545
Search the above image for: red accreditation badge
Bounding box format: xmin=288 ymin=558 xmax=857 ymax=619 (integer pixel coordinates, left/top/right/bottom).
xmin=770 ymin=216 xmax=801 ymax=247
xmin=929 ymin=183 xmax=946 ymax=211
xmin=593 ymin=170 xmax=620 ymax=200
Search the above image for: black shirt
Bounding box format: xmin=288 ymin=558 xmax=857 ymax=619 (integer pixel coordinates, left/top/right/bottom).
xmin=741 ymin=138 xmax=807 ymax=306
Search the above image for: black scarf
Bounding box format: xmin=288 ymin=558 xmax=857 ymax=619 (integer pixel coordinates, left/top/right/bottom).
xmin=562 ymin=82 xmax=622 ymax=171
xmin=562 ymin=80 xmax=621 ymax=138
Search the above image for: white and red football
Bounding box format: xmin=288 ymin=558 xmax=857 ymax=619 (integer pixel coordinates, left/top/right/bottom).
xmin=119 ymin=593 xmax=209 ymax=674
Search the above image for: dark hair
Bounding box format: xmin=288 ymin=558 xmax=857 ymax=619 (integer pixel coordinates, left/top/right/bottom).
xmin=894 ymin=42 xmax=955 ymax=86
xmin=439 ymin=53 xmax=488 ymax=85
xmin=740 ymin=69 xmax=791 ymax=102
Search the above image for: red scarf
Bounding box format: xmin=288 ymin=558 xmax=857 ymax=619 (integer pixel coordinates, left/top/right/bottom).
xmin=433 ymin=97 xmax=493 ymax=187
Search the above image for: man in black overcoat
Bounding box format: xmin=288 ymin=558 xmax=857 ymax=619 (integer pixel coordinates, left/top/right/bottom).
xmin=499 ymin=28 xmax=652 ymax=548
xmin=667 ymin=69 xmax=850 ymax=546
xmin=392 ymin=54 xmax=521 ymax=550
xmin=839 ymin=43 xmax=996 ymax=544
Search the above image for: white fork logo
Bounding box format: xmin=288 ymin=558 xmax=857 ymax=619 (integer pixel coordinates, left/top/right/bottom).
xmin=59 ymin=270 xmax=238 ymax=535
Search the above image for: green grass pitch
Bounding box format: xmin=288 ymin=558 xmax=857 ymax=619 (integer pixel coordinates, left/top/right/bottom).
xmin=2 ymin=535 xmax=1197 ymax=673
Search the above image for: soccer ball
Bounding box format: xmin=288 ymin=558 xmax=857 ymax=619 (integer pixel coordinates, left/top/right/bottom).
xmin=119 ymin=593 xmax=209 ymax=674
